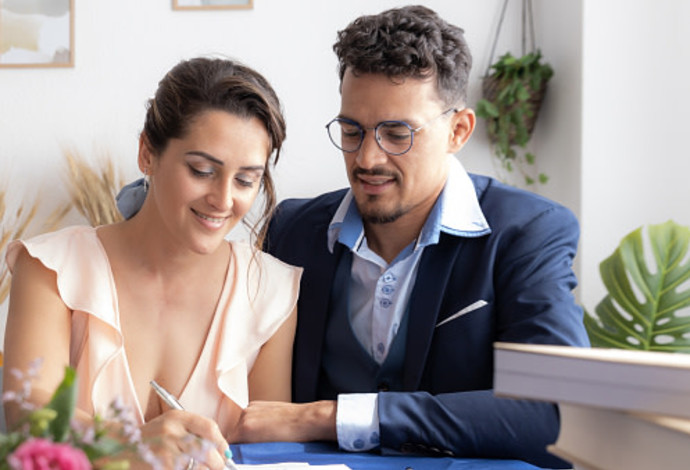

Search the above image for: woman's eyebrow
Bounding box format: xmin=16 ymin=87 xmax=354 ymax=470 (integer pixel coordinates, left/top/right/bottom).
xmin=186 ymin=151 xmax=265 ymax=172
xmin=240 ymin=165 xmax=266 ymax=172
xmin=185 ymin=150 xmax=224 ymax=165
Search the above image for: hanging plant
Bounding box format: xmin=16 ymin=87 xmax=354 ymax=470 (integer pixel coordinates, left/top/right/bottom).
xmin=476 ymin=51 xmax=553 ymax=184
xmin=475 ymin=0 xmax=553 ymax=186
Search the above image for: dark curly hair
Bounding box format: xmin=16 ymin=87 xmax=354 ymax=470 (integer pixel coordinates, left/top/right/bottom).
xmin=143 ymin=57 xmax=286 ymax=249
xmin=333 ymin=5 xmax=472 ymax=106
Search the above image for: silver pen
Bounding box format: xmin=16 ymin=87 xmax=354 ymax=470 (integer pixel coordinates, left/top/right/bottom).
xmin=150 ymin=380 xmax=239 ymax=470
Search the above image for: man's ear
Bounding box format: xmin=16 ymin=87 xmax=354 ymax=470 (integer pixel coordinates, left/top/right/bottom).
xmin=448 ymin=108 xmax=476 ymax=153
xmin=137 ymin=133 xmax=154 ymax=174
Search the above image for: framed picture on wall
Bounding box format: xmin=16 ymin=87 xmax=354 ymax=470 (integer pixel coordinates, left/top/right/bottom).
xmin=0 ymin=0 xmax=74 ymax=68
xmin=173 ymin=0 xmax=253 ymax=10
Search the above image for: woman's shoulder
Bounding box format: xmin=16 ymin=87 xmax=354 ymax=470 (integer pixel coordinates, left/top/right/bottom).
xmin=225 ymin=241 xmax=302 ymax=317
xmin=6 ymin=225 xmax=98 ymax=272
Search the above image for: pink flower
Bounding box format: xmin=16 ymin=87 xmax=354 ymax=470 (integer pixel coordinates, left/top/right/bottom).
xmin=8 ymin=438 xmax=91 ymax=470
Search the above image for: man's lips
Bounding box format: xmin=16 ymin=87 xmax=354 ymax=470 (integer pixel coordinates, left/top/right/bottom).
xmin=353 ymin=169 xmax=399 ymax=194
xmin=358 ymin=175 xmax=394 ymax=186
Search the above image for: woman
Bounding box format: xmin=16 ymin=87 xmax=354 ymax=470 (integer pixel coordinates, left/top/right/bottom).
xmin=3 ymin=57 xmax=301 ymax=468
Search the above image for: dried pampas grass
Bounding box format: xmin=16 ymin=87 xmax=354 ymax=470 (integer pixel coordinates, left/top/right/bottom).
xmin=63 ymin=149 xmax=124 ymax=227
xmin=1 ymin=149 xmax=125 ymax=307
xmin=0 ymin=187 xmax=69 ymax=306
xmin=0 ymin=190 xmax=38 ymax=305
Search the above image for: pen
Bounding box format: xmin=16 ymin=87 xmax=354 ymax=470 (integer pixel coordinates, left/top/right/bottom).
xmin=150 ymin=380 xmax=239 ymax=470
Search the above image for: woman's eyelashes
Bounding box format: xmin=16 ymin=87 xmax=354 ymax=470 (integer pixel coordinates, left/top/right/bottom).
xmin=235 ymin=176 xmax=255 ymax=188
xmin=188 ymin=162 xmax=214 ymax=178
xmin=235 ymin=170 xmax=264 ymax=188
xmin=187 ymin=162 xmax=262 ymax=188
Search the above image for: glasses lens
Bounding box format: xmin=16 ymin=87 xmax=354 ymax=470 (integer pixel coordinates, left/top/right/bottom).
xmin=376 ymin=122 xmax=413 ymax=155
xmin=327 ymin=119 xmax=363 ymax=153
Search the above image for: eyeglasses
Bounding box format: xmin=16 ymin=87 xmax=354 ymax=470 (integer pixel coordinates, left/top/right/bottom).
xmin=325 ymin=108 xmax=458 ymax=156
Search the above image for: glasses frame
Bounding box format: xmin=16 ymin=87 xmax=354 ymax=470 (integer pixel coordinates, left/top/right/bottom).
xmin=326 ymin=108 xmax=458 ymax=156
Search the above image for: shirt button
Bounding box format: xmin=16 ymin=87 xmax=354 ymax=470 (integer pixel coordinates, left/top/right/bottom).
xmin=381 ymin=285 xmax=395 ymax=295
xmin=376 ymin=342 xmax=385 ymax=355
xmin=379 ymin=298 xmax=392 ymax=308
xmin=382 ymin=273 xmax=397 ymax=283
xmin=400 ymin=443 xmax=415 ymax=453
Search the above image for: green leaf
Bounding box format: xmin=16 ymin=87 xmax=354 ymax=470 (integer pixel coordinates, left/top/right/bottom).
xmin=584 ymin=221 xmax=690 ymax=352
xmin=516 ymin=83 xmax=530 ymax=102
xmin=525 ymin=153 xmax=535 ymax=165
xmin=475 ymin=99 xmax=499 ymax=118
xmin=0 ymin=432 xmax=24 ymax=465
xmin=538 ymin=173 xmax=549 ymax=184
xmin=46 ymin=366 xmax=78 ymax=442
xmin=98 ymin=461 xmax=131 ymax=470
xmin=80 ymin=436 xmax=128 ymax=461
xmin=28 ymin=408 xmax=58 ymax=437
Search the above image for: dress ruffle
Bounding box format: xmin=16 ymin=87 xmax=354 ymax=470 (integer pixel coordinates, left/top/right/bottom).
xmin=6 ymin=226 xmax=302 ymax=429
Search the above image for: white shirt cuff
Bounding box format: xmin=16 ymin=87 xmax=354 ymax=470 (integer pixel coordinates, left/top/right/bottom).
xmin=336 ymin=393 xmax=381 ymax=452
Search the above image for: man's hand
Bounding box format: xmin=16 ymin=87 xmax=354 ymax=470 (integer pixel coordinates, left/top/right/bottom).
xmin=229 ymin=400 xmax=337 ymax=443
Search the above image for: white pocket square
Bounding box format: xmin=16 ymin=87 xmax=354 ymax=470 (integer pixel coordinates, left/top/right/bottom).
xmin=435 ymin=300 xmax=488 ymax=328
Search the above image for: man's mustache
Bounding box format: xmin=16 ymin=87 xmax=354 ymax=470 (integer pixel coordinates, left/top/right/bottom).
xmin=352 ymin=167 xmax=400 ymax=181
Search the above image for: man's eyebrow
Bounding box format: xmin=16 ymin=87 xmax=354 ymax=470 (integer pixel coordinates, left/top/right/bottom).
xmin=186 ymin=151 xmax=224 ymax=165
xmin=336 ymin=114 xmax=413 ymax=126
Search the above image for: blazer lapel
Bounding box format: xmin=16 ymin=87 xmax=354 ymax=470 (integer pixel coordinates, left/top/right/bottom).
xmin=403 ymin=235 xmax=461 ymax=389
xmin=293 ymin=241 xmax=345 ymax=402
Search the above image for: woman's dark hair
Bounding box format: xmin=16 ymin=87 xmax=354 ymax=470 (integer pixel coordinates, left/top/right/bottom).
xmin=143 ymin=57 xmax=286 ymax=249
xmin=333 ymin=5 xmax=472 ymax=106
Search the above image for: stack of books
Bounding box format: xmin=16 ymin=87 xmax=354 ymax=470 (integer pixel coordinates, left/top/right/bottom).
xmin=493 ymin=342 xmax=690 ymax=470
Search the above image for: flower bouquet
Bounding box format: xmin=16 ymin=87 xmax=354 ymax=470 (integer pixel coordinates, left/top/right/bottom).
xmin=1 ymin=360 xmax=158 ymax=470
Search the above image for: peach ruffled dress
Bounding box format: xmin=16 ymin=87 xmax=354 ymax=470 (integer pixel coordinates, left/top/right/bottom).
xmin=6 ymin=226 xmax=302 ymax=431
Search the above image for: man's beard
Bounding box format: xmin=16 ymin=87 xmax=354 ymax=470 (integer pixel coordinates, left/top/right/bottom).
xmin=351 ymin=167 xmax=406 ymax=224
xmin=360 ymin=205 xmax=405 ymax=224
xmin=357 ymin=194 xmax=407 ymax=224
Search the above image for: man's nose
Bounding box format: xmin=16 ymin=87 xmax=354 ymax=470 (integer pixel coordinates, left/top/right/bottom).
xmin=355 ymin=131 xmax=387 ymax=169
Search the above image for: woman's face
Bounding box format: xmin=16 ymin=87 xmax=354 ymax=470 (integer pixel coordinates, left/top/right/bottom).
xmin=143 ymin=109 xmax=270 ymax=255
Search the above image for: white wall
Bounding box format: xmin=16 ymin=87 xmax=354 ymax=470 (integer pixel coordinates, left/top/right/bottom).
xmin=21 ymin=0 xmax=684 ymax=337
xmin=580 ymin=0 xmax=690 ymax=312
xmin=0 ymin=0 xmax=583 ymax=204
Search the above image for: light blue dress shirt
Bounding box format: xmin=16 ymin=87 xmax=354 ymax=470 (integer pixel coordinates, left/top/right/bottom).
xmin=327 ymin=156 xmax=491 ymax=452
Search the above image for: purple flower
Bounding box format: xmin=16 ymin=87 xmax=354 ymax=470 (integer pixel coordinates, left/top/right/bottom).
xmin=8 ymin=438 xmax=91 ymax=470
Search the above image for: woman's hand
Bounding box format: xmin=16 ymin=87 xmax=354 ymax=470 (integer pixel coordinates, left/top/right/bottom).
xmin=138 ymin=410 xmax=230 ymax=469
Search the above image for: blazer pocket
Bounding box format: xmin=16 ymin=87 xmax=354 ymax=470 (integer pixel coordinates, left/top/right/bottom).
xmin=435 ymin=300 xmax=488 ymax=328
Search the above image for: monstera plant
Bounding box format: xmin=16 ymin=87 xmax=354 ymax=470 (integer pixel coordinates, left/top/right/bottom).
xmin=585 ymin=220 xmax=690 ymax=352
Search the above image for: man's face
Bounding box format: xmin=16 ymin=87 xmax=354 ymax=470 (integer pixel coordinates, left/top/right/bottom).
xmin=338 ymin=70 xmax=463 ymax=227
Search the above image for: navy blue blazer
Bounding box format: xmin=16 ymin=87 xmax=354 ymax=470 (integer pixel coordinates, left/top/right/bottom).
xmin=265 ymin=174 xmax=589 ymax=469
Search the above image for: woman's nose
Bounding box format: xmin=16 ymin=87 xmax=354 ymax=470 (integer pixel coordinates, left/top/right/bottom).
xmin=208 ymin=179 xmax=234 ymax=211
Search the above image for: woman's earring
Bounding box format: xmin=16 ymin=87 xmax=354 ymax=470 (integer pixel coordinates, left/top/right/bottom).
xmin=143 ymin=171 xmax=150 ymax=193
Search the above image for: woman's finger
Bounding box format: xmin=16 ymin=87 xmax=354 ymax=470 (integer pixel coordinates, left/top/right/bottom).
xmin=143 ymin=409 xmax=227 ymax=469
xmin=180 ymin=412 xmax=230 ymax=459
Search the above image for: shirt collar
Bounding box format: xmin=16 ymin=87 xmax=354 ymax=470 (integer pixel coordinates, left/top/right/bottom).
xmin=327 ymin=155 xmax=491 ymax=253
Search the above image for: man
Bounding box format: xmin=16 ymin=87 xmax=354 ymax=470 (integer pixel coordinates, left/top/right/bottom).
xmin=119 ymin=6 xmax=588 ymax=468
xmin=232 ymin=6 xmax=587 ymax=469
